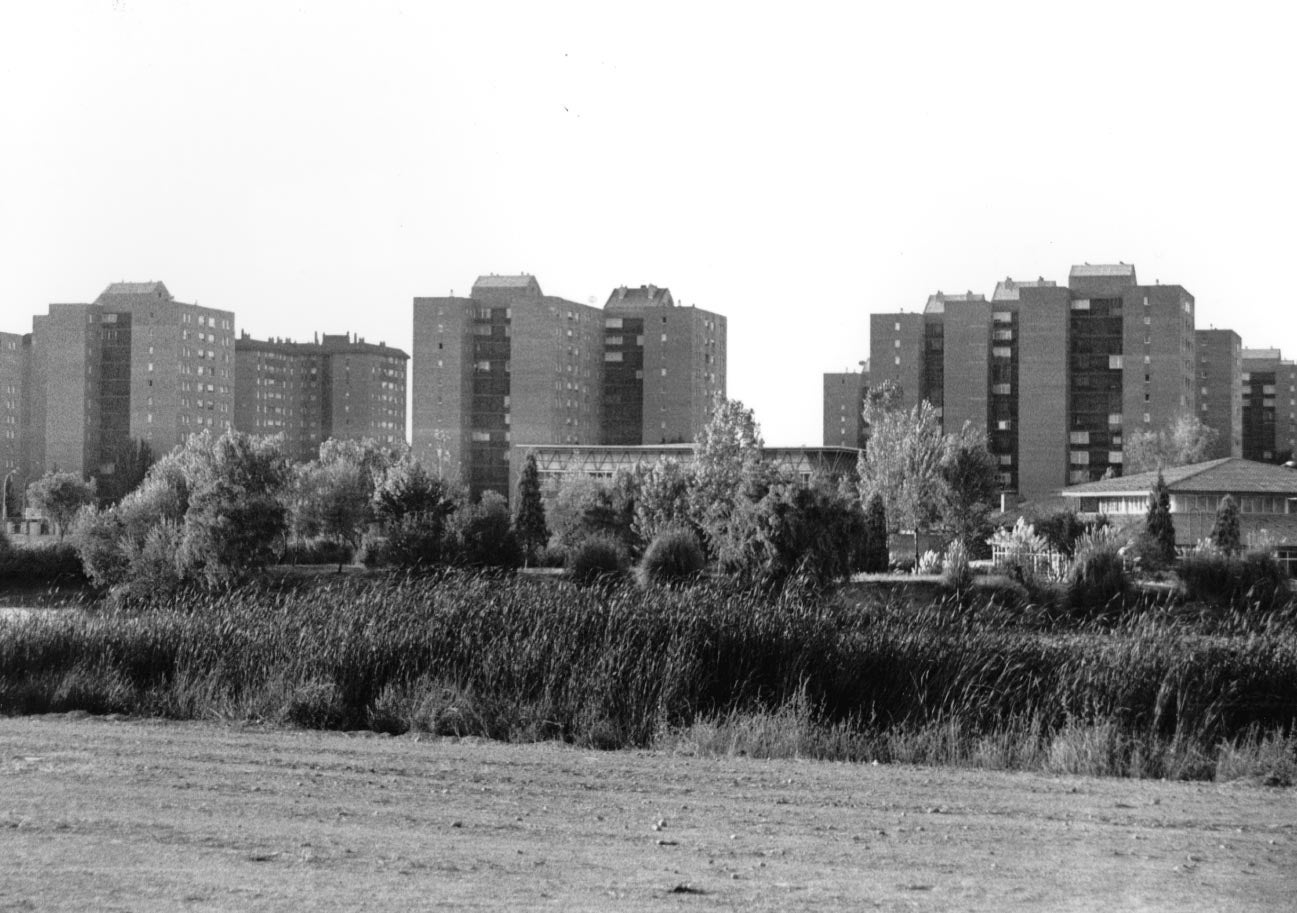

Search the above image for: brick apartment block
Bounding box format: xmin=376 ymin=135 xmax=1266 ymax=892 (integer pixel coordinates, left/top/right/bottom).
xmin=235 ymin=332 xmax=407 ymax=463
xmin=850 ymin=264 xmax=1228 ymax=502
xmin=413 ymin=275 xmax=727 ymax=502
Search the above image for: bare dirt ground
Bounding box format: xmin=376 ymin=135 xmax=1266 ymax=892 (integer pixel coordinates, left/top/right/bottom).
xmin=1 ymin=716 xmax=1293 ymax=912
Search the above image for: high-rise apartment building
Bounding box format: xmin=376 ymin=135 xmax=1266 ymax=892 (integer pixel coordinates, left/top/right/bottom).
xmin=823 ymin=364 xmax=868 ymax=448
xmin=412 ymin=275 xmax=605 ymax=499
xmin=413 ymin=275 xmax=728 ymax=501
xmin=1242 ymin=349 xmax=1297 ymax=464
xmin=23 ymin=282 xmax=235 ymax=484
xmin=1195 ymin=329 xmax=1243 ymax=460
xmin=601 ymin=285 xmax=725 ymax=445
xmin=0 ymin=332 xmax=24 ymax=513
xmin=861 ymin=264 xmax=1202 ymax=500
xmin=234 ymin=332 xmax=408 ymax=463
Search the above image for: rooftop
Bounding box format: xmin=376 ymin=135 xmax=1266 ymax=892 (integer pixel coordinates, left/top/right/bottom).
xmin=606 ymin=284 xmax=675 ymax=310
xmin=472 ymin=275 xmax=542 ymax=293
xmin=1069 ymin=262 xmax=1137 ymax=280
xmin=97 ymin=281 xmax=172 ymax=301
xmin=991 ymin=277 xmax=1058 ymax=301
xmin=923 ymin=291 xmax=985 ymax=314
xmin=1061 ymin=458 xmax=1297 ymax=497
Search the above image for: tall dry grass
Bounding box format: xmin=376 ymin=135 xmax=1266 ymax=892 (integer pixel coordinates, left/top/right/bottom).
xmin=0 ymin=571 xmax=1293 ymax=781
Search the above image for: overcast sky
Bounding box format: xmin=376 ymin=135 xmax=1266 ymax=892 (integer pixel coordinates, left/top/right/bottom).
xmin=3 ymin=2 xmax=1294 ymax=445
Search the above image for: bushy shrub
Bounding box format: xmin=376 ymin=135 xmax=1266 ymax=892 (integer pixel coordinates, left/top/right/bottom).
xmin=636 ymin=526 xmax=705 ymax=588
xmin=0 ymin=542 xmax=88 ymax=588
xmin=568 ymin=535 xmax=628 ymax=587
xmin=1031 ymin=510 xmax=1107 ymax=558
xmin=281 ymin=539 xmax=355 ymax=566
xmin=1066 ymin=531 xmax=1129 ymax=615
xmin=915 ymin=549 xmax=942 ymax=575
xmin=1181 ymin=547 xmax=1292 ymax=611
xmin=988 ymin=518 xmax=1060 ymax=586
xmin=1238 ymin=551 xmax=1292 ymax=599
xmin=941 ymin=539 xmax=972 ymax=590
xmin=380 ymin=516 xmax=451 ymax=570
xmin=358 ymin=533 xmax=389 ymax=568
xmin=537 ymin=544 xmax=567 ymax=568
xmin=714 ymin=475 xmax=864 ymax=592
xmin=449 ymin=491 xmax=521 ymax=570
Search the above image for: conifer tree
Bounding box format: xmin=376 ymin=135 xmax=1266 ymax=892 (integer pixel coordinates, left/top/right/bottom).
xmin=1210 ymin=493 xmax=1242 ymax=555
xmin=863 ymin=491 xmax=889 ymax=573
xmin=514 ymin=452 xmax=549 ymax=565
xmin=1145 ymin=471 xmax=1177 ymax=564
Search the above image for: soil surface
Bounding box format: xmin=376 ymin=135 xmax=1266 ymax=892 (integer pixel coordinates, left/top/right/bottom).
xmin=1 ymin=715 xmax=1294 ymax=911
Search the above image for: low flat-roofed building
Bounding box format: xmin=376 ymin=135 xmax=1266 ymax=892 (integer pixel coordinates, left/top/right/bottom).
xmin=1060 ymin=457 xmax=1297 ymax=573
xmin=514 ymin=443 xmax=859 ymax=494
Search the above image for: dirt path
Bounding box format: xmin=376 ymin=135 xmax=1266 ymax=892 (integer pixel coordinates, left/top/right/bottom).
xmin=1 ymin=715 xmax=1293 ymax=911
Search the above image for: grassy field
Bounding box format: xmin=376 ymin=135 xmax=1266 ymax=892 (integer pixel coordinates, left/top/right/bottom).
xmin=2 ymin=714 xmax=1294 ymax=912
xmin=2 ymin=571 xmax=1295 ymax=782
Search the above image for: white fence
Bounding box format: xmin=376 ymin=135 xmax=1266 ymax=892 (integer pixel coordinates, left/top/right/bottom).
xmin=990 ymin=545 xmax=1067 ymax=580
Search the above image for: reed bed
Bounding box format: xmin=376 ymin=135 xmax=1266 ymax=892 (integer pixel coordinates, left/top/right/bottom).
xmin=1 ymin=571 xmax=1294 ymax=781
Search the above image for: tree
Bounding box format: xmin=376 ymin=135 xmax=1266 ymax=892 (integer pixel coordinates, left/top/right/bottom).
xmin=1125 ymin=413 xmax=1219 ymax=473
xmin=316 ymin=437 xmax=400 ymax=487
xmin=291 ymin=437 xmax=397 ymax=568
xmin=371 ymin=457 xmax=459 ymax=568
xmin=513 ymin=452 xmax=549 ymax=565
xmin=690 ymin=395 xmax=771 ymax=555
xmin=95 ymin=438 xmax=155 ymax=505
xmin=1144 ymin=471 xmax=1177 ymax=565
xmin=1210 ymin=494 xmax=1242 ymax=555
xmin=71 ymin=430 xmax=292 ymax=593
xmin=940 ymin=426 xmax=999 ymax=554
xmin=856 ymin=400 xmax=947 ymax=562
xmin=27 ymin=471 xmax=97 ymax=541
xmin=177 ymin=432 xmax=293 ymax=587
xmin=548 ymin=474 xmax=634 ymax=554
xmin=863 ymin=380 xmax=904 ymax=422
xmin=311 ymin=461 xmax=371 ymax=570
xmin=862 ymin=492 xmax=889 ymax=572
xmin=451 ymin=490 xmax=521 ymax=569
xmin=717 ymin=473 xmax=865 ymax=592
xmin=630 ymin=458 xmax=696 ymax=546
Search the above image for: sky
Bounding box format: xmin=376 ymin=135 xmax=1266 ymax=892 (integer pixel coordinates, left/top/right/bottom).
xmin=3 ymin=1 xmax=1295 ymax=446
